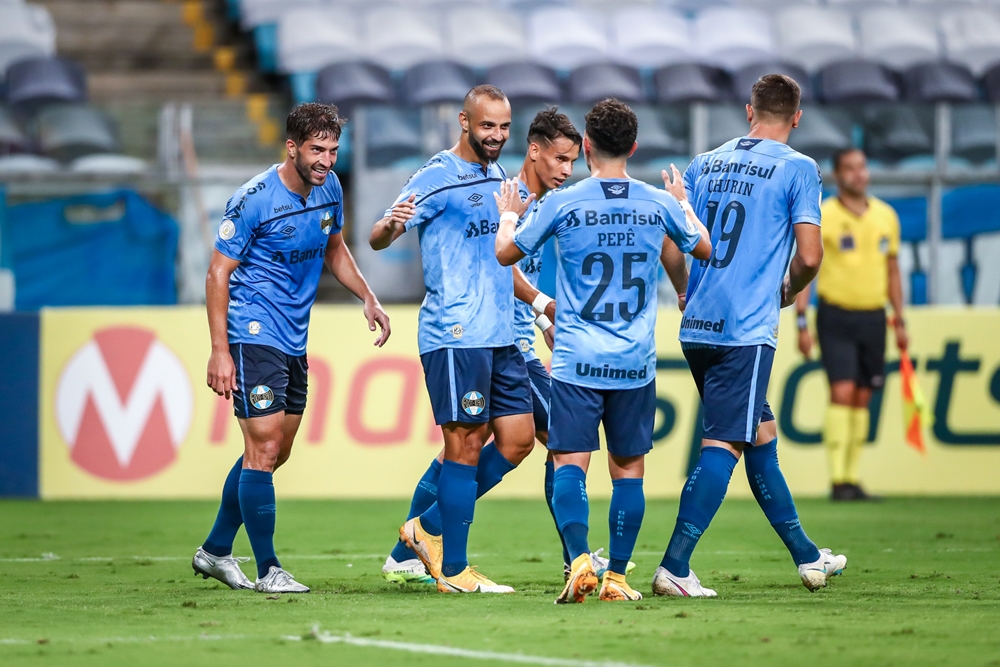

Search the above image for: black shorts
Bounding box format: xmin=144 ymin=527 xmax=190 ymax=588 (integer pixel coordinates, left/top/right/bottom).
xmin=231 ymin=343 xmax=308 ymax=419
xmin=816 ymin=300 xmax=887 ymax=389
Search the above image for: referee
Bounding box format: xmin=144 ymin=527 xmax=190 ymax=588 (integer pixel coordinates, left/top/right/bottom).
xmin=795 ymin=148 xmax=908 ymax=502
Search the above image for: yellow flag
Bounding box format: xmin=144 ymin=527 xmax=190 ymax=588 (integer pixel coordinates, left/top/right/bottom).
xmin=899 ymin=350 xmax=930 ymax=455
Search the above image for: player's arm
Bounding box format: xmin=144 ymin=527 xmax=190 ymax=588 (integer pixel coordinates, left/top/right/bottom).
xmin=325 ymin=231 xmax=390 ymax=347
xmin=369 ymin=194 xmax=415 ymax=250
xmin=660 ymin=237 xmax=689 ymax=311
xmin=494 ymin=178 xmax=530 ymax=266
xmin=662 ymin=165 xmax=712 ymax=260
xmin=206 ymin=250 xmax=240 ymax=399
xmin=513 ymin=265 xmax=556 ymax=321
xmin=887 ymin=255 xmax=907 ymax=350
xmin=782 ymin=224 xmax=823 ymax=307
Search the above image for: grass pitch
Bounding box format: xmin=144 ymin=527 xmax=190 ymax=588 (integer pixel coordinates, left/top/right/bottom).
xmin=1 ymin=497 xmax=998 ymax=667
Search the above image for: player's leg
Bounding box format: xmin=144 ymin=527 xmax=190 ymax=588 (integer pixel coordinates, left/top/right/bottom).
xmin=195 ymin=453 xmax=252 ymax=589
xmin=818 ymin=302 xmax=860 ymax=500
xmin=384 ymin=450 xmax=443 ymax=583
xmin=844 ymin=310 xmax=886 ymax=500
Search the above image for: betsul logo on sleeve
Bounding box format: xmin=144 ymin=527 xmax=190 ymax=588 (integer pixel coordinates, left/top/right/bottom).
xmin=55 ymin=327 xmax=193 ymax=481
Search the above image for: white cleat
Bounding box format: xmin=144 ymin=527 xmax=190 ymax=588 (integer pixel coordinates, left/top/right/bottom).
xmin=382 ymin=556 xmax=435 ymax=585
xmin=591 ymin=548 xmax=636 ymax=579
xmin=798 ymin=548 xmax=848 ymax=592
xmin=192 ymin=547 xmax=254 ymax=590
xmin=651 ymin=566 xmax=717 ymax=597
xmin=255 ymin=566 xmax=310 ymax=593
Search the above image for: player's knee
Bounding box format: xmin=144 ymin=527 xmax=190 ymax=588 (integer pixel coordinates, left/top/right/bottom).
xmin=757 ymin=420 xmax=777 ymax=444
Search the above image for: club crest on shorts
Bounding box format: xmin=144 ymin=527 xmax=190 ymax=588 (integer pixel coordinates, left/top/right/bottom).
xmin=320 ymin=211 xmax=334 ymax=235
xmin=250 ymin=385 xmax=274 ymax=410
xmin=462 ymin=391 xmax=486 ymax=416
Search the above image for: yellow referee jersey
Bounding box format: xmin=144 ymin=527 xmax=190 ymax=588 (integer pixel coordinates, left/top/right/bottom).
xmin=817 ymin=196 xmax=900 ymax=310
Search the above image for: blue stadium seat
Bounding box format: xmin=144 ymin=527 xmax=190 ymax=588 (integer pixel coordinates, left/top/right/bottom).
xmin=36 ymin=105 xmax=120 ymax=162
xmin=943 ymin=185 xmax=1000 ymax=303
xmin=885 ymin=195 xmax=928 ymax=304
xmin=787 ymin=106 xmax=852 ymax=162
xmin=903 ymin=62 xmax=980 ymax=103
xmin=730 ymin=62 xmax=812 ymax=102
xmin=403 ymin=61 xmax=477 ymax=107
xmin=5 ymin=57 xmax=87 ymax=110
xmin=566 ymin=64 xmax=644 ymax=106
xmin=774 ymin=6 xmax=856 ymax=74
xmin=0 ymin=105 xmax=29 ymax=155
xmin=864 ymin=105 xmax=933 ymax=163
xmin=819 ymin=61 xmax=900 ymax=103
xmin=316 ymin=62 xmax=395 ymax=112
xmin=485 ymin=62 xmax=561 ymax=107
xmin=364 ymin=106 xmax=422 ymax=167
xmin=951 ymin=105 xmax=997 ymax=163
xmin=654 ymin=64 xmax=730 ymax=104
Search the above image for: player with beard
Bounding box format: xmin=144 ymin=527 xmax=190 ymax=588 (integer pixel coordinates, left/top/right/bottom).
xmin=193 ymin=103 xmax=390 ymax=593
xmin=370 ymin=85 xmax=536 ymax=593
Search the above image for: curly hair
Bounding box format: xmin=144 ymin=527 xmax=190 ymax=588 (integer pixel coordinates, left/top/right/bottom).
xmin=286 ymin=102 xmax=345 ymax=145
xmin=584 ymin=98 xmax=637 ymax=158
xmin=527 ymin=107 xmax=582 ymax=147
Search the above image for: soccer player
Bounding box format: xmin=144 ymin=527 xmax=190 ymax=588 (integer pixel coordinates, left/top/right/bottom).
xmin=369 ymin=85 xmax=536 ymax=594
xmin=653 ymin=75 xmax=847 ymax=598
xmin=193 ymin=103 xmax=390 ymax=594
xmin=795 ymin=148 xmax=907 ymax=501
xmin=496 ymin=98 xmax=712 ymax=603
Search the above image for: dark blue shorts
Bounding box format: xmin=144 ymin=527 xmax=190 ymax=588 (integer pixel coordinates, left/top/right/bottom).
xmin=231 ymin=343 xmax=308 ymax=419
xmin=420 ymin=345 xmax=533 ymax=425
xmin=683 ymin=344 xmax=775 ymax=445
xmin=525 ymin=358 xmax=551 ymax=433
xmin=548 ymin=378 xmax=656 ymax=458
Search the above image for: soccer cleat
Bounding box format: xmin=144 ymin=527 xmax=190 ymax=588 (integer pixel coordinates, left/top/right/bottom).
xmin=563 ymin=562 xmax=571 ymax=583
xmin=436 ymin=566 xmax=515 ymax=593
xmin=798 ymin=548 xmax=848 ymax=592
xmin=191 ymin=547 xmax=254 ymax=590
xmin=382 ymin=555 xmax=435 ymax=585
xmin=591 ymin=548 xmax=636 ymax=578
xmin=399 ymin=517 xmax=443 ymax=580
xmin=599 ymin=571 xmax=643 ymax=601
xmin=255 ymin=566 xmax=310 ymax=593
xmin=651 ymin=566 xmax=717 ymax=597
xmin=555 ymin=552 xmax=599 ymax=604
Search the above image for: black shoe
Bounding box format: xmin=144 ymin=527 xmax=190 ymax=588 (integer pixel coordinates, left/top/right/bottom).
xmin=847 ymin=483 xmax=883 ymax=502
xmin=831 ymin=484 xmax=854 ymax=501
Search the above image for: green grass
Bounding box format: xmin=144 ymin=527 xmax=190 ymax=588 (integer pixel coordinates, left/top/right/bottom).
xmin=1 ymin=497 xmax=998 ymax=667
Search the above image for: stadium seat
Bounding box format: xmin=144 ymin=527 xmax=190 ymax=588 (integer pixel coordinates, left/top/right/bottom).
xmin=692 ymin=7 xmax=775 ymax=71
xmin=315 ymin=61 xmax=395 ymax=111
xmin=825 ymin=0 xmax=898 ymax=7
xmin=0 ymin=153 xmax=60 ymax=176
xmin=731 ymin=62 xmax=812 ymax=103
xmin=903 ymin=62 xmax=980 ymax=103
xmin=864 ymin=105 xmax=933 ymax=163
xmin=774 ymin=7 xmax=857 ymax=74
xmin=787 ymin=106 xmax=852 ymax=162
xmin=951 ymin=105 xmax=996 ymax=163
xmin=858 ymin=8 xmax=942 ymax=71
xmin=0 ymin=105 xmax=29 ymax=154
xmin=36 ymin=105 xmax=120 ymax=162
xmin=653 ymin=64 xmax=731 ymax=104
xmin=819 ymin=61 xmax=901 ymax=104
xmin=941 ymin=8 xmax=1000 ymax=76
xmin=566 ymin=63 xmax=644 ymax=106
xmin=446 ymin=7 xmax=527 ymax=69
xmin=238 ymin=0 xmax=324 ymax=31
xmin=363 ymin=105 xmax=422 ymax=167
xmin=984 ymin=62 xmax=1000 ymax=101
xmin=403 ymin=61 xmax=477 ymax=107
xmin=276 ymin=7 xmax=360 ymax=74
xmin=610 ymin=7 xmax=692 ymax=70
xmin=4 ymin=57 xmax=87 ymax=110
xmin=69 ymin=154 xmax=148 ymax=175
xmin=631 ymin=106 xmax=687 ymax=165
xmin=527 ymin=6 xmax=609 ymax=71
xmin=708 ymin=105 xmax=751 ymax=149
xmin=485 ymin=62 xmax=561 ymax=107
xmin=0 ymin=3 xmax=56 ymax=74
xmin=942 ymin=185 xmax=1000 ymax=304
xmin=364 ymin=6 xmax=445 ymax=71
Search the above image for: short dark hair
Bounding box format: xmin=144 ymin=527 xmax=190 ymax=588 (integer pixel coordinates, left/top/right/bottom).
xmin=750 ymin=74 xmax=801 ymax=122
xmin=463 ymin=84 xmax=507 ymax=110
xmin=832 ymin=147 xmax=865 ymax=172
xmin=286 ymin=102 xmax=345 ymax=144
xmin=527 ymin=107 xmax=582 ymax=148
xmin=584 ymin=98 xmax=637 ymax=158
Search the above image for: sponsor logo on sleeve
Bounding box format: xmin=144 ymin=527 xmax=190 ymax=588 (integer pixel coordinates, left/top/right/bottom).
xmin=219 ymin=219 xmax=236 ymax=240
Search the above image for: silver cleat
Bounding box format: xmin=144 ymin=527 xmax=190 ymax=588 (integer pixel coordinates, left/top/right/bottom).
xmin=192 ymin=546 xmax=254 ymax=590
xmin=255 ymin=565 xmax=310 ymax=593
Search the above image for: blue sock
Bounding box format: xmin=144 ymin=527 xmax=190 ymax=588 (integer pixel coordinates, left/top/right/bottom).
xmin=551 ymin=465 xmax=589 ymax=560
xmin=420 ymin=443 xmax=516 ymax=537
xmin=438 ymin=460 xmax=478 ymax=578
xmin=544 ymin=460 xmax=572 ymax=565
xmin=661 ymin=446 xmax=738 ymax=577
xmin=745 ymin=438 xmax=821 ymax=565
xmin=390 ymin=459 xmax=442 ymax=562
xmin=203 ymin=456 xmax=244 ymax=557
xmin=238 ymin=469 xmax=280 ymax=579
xmin=609 ymin=478 xmax=645 ymax=575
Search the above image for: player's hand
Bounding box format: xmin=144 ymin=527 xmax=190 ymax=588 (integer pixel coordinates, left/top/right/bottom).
xmin=543 ymin=326 xmax=555 ymax=351
xmin=365 ymin=298 xmax=391 ymax=347
xmin=494 ymin=177 xmax=535 ymax=218
xmin=780 ymin=276 xmax=797 ymax=308
xmin=544 ymin=299 xmax=556 ymax=321
xmin=207 ymin=349 xmax=237 ymax=400
xmin=677 ymin=293 xmax=687 ymax=312
xmin=389 ymin=194 xmax=416 ymax=228
xmin=894 ymin=319 xmax=909 ymax=351
xmin=661 ymin=164 xmax=687 ymax=203
xmin=798 ymin=327 xmax=813 ymax=359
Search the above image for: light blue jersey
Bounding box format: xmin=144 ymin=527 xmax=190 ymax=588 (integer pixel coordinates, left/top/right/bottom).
xmin=681 ymin=137 xmax=822 ymax=348
xmin=513 ymin=183 xmax=541 ymax=361
xmin=388 ymin=150 xmax=513 ymax=355
xmin=215 ymin=165 xmax=343 ymax=356
xmin=515 ymin=177 xmax=702 ymax=390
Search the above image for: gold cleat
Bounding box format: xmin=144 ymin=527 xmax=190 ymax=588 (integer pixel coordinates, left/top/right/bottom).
xmin=399 ymin=517 xmax=442 ymax=580
xmin=437 ymin=566 xmax=515 ymax=593
xmin=599 ymin=571 xmax=643 ymax=601
xmin=555 ymin=552 xmax=598 ymax=604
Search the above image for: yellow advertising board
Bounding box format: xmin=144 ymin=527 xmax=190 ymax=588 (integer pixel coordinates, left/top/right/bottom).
xmin=39 ymin=305 xmax=1000 ymax=499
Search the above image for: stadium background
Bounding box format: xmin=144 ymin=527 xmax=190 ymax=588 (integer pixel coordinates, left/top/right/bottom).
xmin=2 ymin=0 xmax=1000 ymax=500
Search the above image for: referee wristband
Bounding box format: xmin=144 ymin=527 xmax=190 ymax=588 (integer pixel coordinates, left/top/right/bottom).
xmin=535 ymin=314 xmax=553 ymax=332
xmin=500 ymin=211 xmax=519 ymax=225
xmin=532 ymin=292 xmax=554 ymax=315
xmin=797 ymin=314 xmax=808 ymax=330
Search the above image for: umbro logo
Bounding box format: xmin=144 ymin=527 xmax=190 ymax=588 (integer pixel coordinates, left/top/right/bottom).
xmin=608 ymin=185 xmax=625 ymax=195
xmin=468 ymin=192 xmax=484 ymax=208
xmin=281 ymin=226 xmax=296 ymax=237
xmin=601 ymin=182 xmax=629 ymax=199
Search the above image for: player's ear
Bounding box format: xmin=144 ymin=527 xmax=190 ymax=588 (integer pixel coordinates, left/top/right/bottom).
xmin=628 ymin=141 xmax=638 ymax=158
xmin=746 ymin=104 xmax=754 ymax=125
xmin=286 ymin=139 xmax=297 ymax=158
xmin=791 ymin=109 xmax=802 ymax=129
xmin=458 ymin=110 xmax=469 ymax=133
